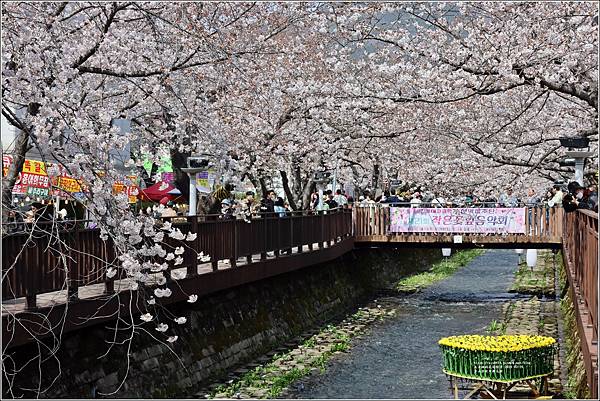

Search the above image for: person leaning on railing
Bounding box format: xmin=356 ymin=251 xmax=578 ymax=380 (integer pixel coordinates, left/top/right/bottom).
xmin=563 ymin=181 xmax=593 ymax=212
xmin=546 ymin=184 xmax=564 ymax=208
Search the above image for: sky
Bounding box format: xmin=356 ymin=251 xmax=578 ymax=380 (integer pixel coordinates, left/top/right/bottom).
xmin=1 ymin=113 xmax=15 ymax=152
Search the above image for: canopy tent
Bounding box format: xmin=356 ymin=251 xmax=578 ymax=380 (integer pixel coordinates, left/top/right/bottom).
xmin=138 ymin=181 xmax=181 ymax=202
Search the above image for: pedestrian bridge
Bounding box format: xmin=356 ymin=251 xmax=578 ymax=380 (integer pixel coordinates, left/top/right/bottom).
xmin=2 ymin=205 xmax=597 ymax=397
xmin=353 ymin=205 xmax=563 ymax=248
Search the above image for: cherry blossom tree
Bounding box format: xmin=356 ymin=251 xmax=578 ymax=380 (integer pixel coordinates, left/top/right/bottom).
xmin=2 ymin=1 xmax=598 ymax=396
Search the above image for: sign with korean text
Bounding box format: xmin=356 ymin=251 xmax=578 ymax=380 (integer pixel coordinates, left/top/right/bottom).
xmin=22 ymin=159 xmax=47 ymax=175
xmin=55 ymin=176 xmax=84 ymax=193
xmin=13 ymin=172 xmax=51 ymax=197
xmin=3 ymin=155 xmax=13 ymax=176
xmin=195 ymin=169 xmax=216 ymax=193
xmin=389 ymin=208 xmax=526 ymax=234
xmin=113 ymin=175 xmax=139 ymax=203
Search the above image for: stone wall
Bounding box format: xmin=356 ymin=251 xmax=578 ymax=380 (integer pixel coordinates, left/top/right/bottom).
xmin=3 ymin=248 xmax=440 ymax=399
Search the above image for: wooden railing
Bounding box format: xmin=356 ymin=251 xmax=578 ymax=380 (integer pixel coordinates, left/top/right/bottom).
xmin=2 ymin=208 xmax=353 ymax=309
xmin=562 ymin=208 xmax=598 ymax=399
xmin=564 ymin=209 xmax=598 ymax=339
xmin=353 ymin=205 xmax=563 ymax=243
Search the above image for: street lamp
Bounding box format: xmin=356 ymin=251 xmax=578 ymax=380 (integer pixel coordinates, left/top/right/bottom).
xmin=526 ymin=249 xmax=537 ymax=272
xmin=515 ymin=249 xmax=524 ymax=265
xmin=559 ymin=136 xmax=593 ymax=186
xmin=181 ymin=155 xmax=210 ymax=217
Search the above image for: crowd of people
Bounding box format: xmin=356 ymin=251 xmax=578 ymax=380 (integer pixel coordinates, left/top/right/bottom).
xmin=351 ymin=182 xmax=598 ymax=213
xmin=205 ymin=179 xmax=599 ymax=220
xmin=197 ymin=179 xmax=598 ymax=222
xmin=4 ymin=180 xmax=598 ymax=232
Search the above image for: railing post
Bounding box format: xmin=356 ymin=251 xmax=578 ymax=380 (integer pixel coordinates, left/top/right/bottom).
xmin=274 ymin=216 xmax=280 ymax=258
xmin=230 ymin=220 xmax=237 ymax=267
xmin=67 ymin=230 xmax=79 ymax=301
xmin=104 ymin=236 xmax=116 ymax=294
xmin=25 ymin=295 xmax=36 ymax=310
xmin=261 ymin=214 xmax=267 ymax=260
xmin=319 ymin=211 xmax=324 ymax=249
xmin=287 ymin=215 xmax=293 ymax=255
xmin=188 ymin=217 xmax=198 ymax=277
xmin=297 ymin=213 xmax=303 ymax=254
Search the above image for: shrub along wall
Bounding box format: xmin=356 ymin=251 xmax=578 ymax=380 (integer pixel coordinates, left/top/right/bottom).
xmin=3 ymin=248 xmax=441 ymax=399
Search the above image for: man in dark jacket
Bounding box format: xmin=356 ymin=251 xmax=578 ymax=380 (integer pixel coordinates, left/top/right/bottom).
xmin=385 ymin=189 xmax=401 ymax=205
xmin=260 ymin=189 xmax=276 ymax=215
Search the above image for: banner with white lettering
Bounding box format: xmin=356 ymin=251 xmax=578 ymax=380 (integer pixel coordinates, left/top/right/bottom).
xmin=389 ymin=207 xmax=526 ymax=234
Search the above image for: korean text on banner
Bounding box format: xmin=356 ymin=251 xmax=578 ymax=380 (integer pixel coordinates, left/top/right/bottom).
xmin=389 ymin=208 xmax=526 ymax=234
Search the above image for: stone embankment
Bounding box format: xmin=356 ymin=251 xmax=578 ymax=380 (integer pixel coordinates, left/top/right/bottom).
xmin=204 ymin=301 xmax=395 ymax=399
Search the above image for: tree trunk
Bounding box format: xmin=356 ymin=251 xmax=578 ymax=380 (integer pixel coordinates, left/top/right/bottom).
xmin=279 ymin=170 xmax=298 ymax=210
xmin=2 ymin=127 xmax=29 ymax=211
xmin=258 ymin=175 xmax=268 ymax=198
xmin=170 ymin=149 xmax=190 ymax=201
xmin=301 ymin=178 xmax=315 ymax=210
xmin=372 ymin=163 xmax=380 ymax=191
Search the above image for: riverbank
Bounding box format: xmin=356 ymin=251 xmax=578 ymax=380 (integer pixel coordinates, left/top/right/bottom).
xmin=396 ymin=249 xmax=485 ymax=293
xmin=205 ymin=302 xmax=395 ymax=399
xmin=509 ymin=249 xmax=556 ymax=296
xmin=490 ymin=250 xmax=564 ymax=396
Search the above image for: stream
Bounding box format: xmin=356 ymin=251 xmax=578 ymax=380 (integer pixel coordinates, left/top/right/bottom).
xmin=289 ymin=249 xmax=533 ymax=399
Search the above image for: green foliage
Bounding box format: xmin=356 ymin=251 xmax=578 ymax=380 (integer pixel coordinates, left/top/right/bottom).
xmin=209 ymin=319 xmax=354 ymax=398
xmin=487 ymin=320 xmax=500 ymax=332
xmin=510 ymin=251 xmax=555 ymax=295
xmin=486 ymin=319 xmax=507 ymax=335
xmin=396 ymin=249 xmax=485 ymax=292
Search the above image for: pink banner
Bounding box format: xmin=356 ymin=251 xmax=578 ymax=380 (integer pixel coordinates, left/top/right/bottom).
xmin=389 ymin=207 xmax=526 ymax=234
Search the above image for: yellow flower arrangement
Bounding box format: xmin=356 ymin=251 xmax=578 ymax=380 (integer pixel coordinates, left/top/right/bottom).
xmin=439 ymin=334 xmax=555 ymax=352
xmin=439 ymin=334 xmax=556 ymax=381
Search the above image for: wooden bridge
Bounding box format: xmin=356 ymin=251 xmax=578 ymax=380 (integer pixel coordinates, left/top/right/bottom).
xmin=2 ymin=205 xmax=597 ymax=397
xmin=353 ymin=205 xmax=563 ymax=248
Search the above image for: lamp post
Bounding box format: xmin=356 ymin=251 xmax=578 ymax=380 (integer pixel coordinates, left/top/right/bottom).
xmin=332 ymin=155 xmax=340 ymax=193
xmin=560 ymin=136 xmax=592 ymax=186
xmin=515 ymin=249 xmax=524 ymax=265
xmin=182 ymin=155 xmax=210 ymax=217
xmin=564 ymin=150 xmax=594 ymax=186
xmin=442 ymin=248 xmax=451 ymax=270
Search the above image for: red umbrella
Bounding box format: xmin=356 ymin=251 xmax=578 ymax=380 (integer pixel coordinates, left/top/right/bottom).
xmin=138 ymin=181 xmax=178 ymax=202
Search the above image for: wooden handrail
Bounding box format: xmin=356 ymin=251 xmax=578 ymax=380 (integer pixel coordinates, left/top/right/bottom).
xmin=562 ymin=208 xmax=598 ymax=399
xmin=2 ymin=208 xmax=353 ymax=308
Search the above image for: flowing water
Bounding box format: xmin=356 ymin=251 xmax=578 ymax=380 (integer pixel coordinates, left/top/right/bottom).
xmin=290 ymin=249 xmax=533 ymax=399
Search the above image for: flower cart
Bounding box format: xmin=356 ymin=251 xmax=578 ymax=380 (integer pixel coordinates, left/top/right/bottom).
xmin=439 ymin=335 xmax=556 ymax=399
